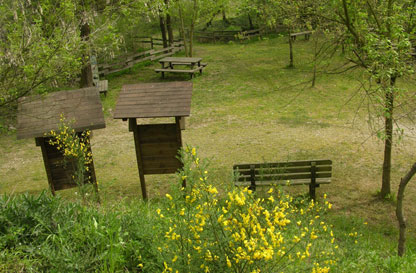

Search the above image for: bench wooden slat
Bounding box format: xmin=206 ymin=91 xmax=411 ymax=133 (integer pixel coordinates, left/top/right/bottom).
xmin=155 ymin=66 xmax=204 ymax=73
xmin=234 ymin=160 xmax=332 ymax=170
xmin=290 ymin=31 xmax=313 ymax=36
xmin=237 ymin=178 xmax=331 ymax=187
xmin=236 ymin=172 xmax=332 ymax=182
xmin=234 ymin=165 xmax=332 ymax=175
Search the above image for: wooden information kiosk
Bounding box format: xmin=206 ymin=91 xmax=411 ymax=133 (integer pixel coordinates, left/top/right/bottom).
xmin=114 ymin=82 xmax=192 ymax=199
xmin=17 ymin=87 xmax=105 ymax=195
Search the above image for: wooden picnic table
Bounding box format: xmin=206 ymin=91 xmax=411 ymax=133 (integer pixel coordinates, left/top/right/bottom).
xmin=156 ymin=57 xmax=206 ymax=79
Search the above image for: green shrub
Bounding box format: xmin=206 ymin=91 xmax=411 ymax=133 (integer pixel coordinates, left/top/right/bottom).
xmin=155 ymin=147 xmax=337 ymax=273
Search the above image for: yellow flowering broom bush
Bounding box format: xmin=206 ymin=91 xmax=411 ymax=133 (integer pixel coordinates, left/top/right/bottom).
xmin=47 ymin=115 xmax=98 ymax=203
xmin=156 ymin=147 xmax=338 ymax=273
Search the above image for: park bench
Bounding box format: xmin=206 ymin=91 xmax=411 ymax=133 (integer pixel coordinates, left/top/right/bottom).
xmin=91 ymin=55 xmax=108 ymax=96
xmin=290 ymin=31 xmax=313 ymax=41
xmin=233 ymin=159 xmax=332 ymax=199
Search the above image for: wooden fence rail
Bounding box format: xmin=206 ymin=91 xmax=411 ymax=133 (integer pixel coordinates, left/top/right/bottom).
xmin=135 ymin=37 xmax=183 ymax=49
xmin=98 ymin=41 xmax=184 ymax=76
xmin=195 ymin=29 xmax=262 ymax=43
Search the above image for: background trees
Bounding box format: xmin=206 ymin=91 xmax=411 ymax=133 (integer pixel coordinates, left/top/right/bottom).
xmin=332 ymin=0 xmax=416 ymax=198
xmin=0 ymin=0 xmax=82 ymax=127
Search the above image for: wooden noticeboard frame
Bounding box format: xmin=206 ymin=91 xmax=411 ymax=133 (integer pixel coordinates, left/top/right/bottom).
xmin=35 ymin=135 xmax=99 ymax=196
xmin=114 ymin=82 xmax=192 ymax=200
xmin=16 ymin=87 xmax=106 ymax=197
xmin=128 ymin=118 xmax=184 ymax=199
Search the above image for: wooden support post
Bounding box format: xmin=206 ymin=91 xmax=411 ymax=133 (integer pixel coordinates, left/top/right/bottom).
xmin=249 ymin=164 xmax=256 ymax=192
xmin=178 ymin=117 xmax=185 ymax=130
xmin=175 ymin=117 xmax=185 ymax=188
xmin=309 ymin=161 xmax=316 ymax=200
xmin=37 ymin=137 xmax=56 ymax=196
xmin=130 ymin=118 xmax=148 ymax=200
xmin=86 ymin=135 xmax=100 ymax=204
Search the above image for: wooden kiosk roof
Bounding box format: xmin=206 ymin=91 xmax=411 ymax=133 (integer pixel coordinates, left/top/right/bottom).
xmin=17 ymin=87 xmax=105 ymax=139
xmin=114 ymin=82 xmax=193 ymax=119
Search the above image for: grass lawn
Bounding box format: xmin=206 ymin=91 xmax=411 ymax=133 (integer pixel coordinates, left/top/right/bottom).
xmin=1 ymin=35 xmax=416 ymax=271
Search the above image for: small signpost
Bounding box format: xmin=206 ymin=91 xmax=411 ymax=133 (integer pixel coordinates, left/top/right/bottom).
xmin=17 ymin=87 xmax=105 ymax=195
xmin=114 ymin=82 xmax=192 ymax=199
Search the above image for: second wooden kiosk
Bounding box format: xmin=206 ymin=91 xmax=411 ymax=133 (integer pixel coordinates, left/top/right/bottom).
xmin=114 ymin=82 xmax=192 ymax=199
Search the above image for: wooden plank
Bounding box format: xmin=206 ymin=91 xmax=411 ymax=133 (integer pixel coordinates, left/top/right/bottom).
xmin=290 ymin=31 xmax=313 ymax=36
xmin=236 ymin=172 xmax=332 ymax=182
xmin=39 ymin=137 xmax=56 ymax=195
xmin=143 ymin=167 xmax=181 ymax=175
xmin=130 ymin=118 xmax=148 ymax=200
xmin=155 ymin=68 xmax=197 ymax=73
xmin=138 ymin=124 xmax=178 ymax=143
xmin=159 ymin=57 xmax=202 ymax=63
xmin=17 ymin=88 xmax=105 ymax=139
xmin=98 ymin=80 xmax=108 ymax=94
xmin=116 ymin=97 xmax=191 ymax=106
xmin=235 ymin=178 xmax=331 ymax=187
xmin=142 ymin=157 xmax=181 ymax=170
xmin=140 ymin=142 xmax=181 ymax=157
xmin=234 ymin=160 xmax=332 ymax=170
xmin=234 ymin=166 xmax=332 ymax=176
xmin=114 ymin=82 xmax=192 ymax=119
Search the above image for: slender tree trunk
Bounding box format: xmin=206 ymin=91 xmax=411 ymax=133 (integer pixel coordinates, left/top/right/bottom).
xmin=178 ymin=4 xmax=188 ymax=56
xmin=288 ymin=30 xmax=294 ymax=68
xmin=381 ymin=77 xmax=396 ymax=198
xmin=159 ymin=13 xmax=168 ymax=48
xmin=166 ymin=14 xmax=173 ymax=45
xmin=312 ymin=36 xmax=318 ymax=87
xmin=165 ymin=0 xmax=174 ymax=45
xmin=396 ymin=162 xmax=416 ymax=256
xmin=222 ymin=9 xmax=230 ymax=24
xmin=80 ymin=22 xmax=93 ymax=88
xmin=189 ymin=0 xmax=198 ymax=57
xmin=248 ymin=14 xmax=254 ymax=30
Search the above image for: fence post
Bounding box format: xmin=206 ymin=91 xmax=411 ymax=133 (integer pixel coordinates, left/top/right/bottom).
xmin=249 ymin=164 xmax=256 ymax=192
xmin=309 ymin=162 xmax=317 ymax=200
xmin=150 ymin=37 xmax=154 ymax=49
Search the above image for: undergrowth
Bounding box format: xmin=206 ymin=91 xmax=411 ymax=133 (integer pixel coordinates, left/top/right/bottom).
xmin=1 ymin=148 xmax=416 ymax=272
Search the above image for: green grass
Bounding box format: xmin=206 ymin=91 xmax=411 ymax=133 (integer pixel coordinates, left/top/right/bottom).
xmin=2 ymin=35 xmax=416 ymax=271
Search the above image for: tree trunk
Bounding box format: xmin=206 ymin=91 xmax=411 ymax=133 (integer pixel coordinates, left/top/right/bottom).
xmin=166 ymin=14 xmax=173 ymax=45
xmin=164 ymin=0 xmax=174 ymax=46
xmin=312 ymin=36 xmax=318 ymax=87
xmin=80 ymin=22 xmax=93 ymax=88
xmin=159 ymin=13 xmax=168 ymax=48
xmin=396 ymin=162 xmax=416 ymax=256
xmin=178 ymin=4 xmax=188 ymax=56
xmin=381 ymin=78 xmax=396 ymax=198
xmin=248 ymin=14 xmax=254 ymax=30
xmin=222 ymin=9 xmax=230 ymax=24
xmin=288 ymin=31 xmax=294 ymax=68
xmin=188 ymin=0 xmax=198 ymax=57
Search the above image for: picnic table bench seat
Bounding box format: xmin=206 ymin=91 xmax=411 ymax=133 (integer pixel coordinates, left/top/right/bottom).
xmin=155 ymin=66 xmax=205 ymax=78
xmin=91 ymin=55 xmax=108 ymax=96
xmin=290 ymin=31 xmax=313 ymax=41
xmin=233 ymin=159 xmax=332 ymax=200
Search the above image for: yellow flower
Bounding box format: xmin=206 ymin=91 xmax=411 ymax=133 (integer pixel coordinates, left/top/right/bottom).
xmin=192 ymin=147 xmax=196 ymax=156
xmin=226 ymin=256 xmax=231 ymax=267
xmin=166 ymin=194 xmax=173 ymax=200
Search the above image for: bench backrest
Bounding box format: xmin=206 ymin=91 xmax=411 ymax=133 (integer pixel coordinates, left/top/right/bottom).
xmin=233 ymin=159 xmax=332 ymax=186
xmin=90 ymin=55 xmax=100 ymax=86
